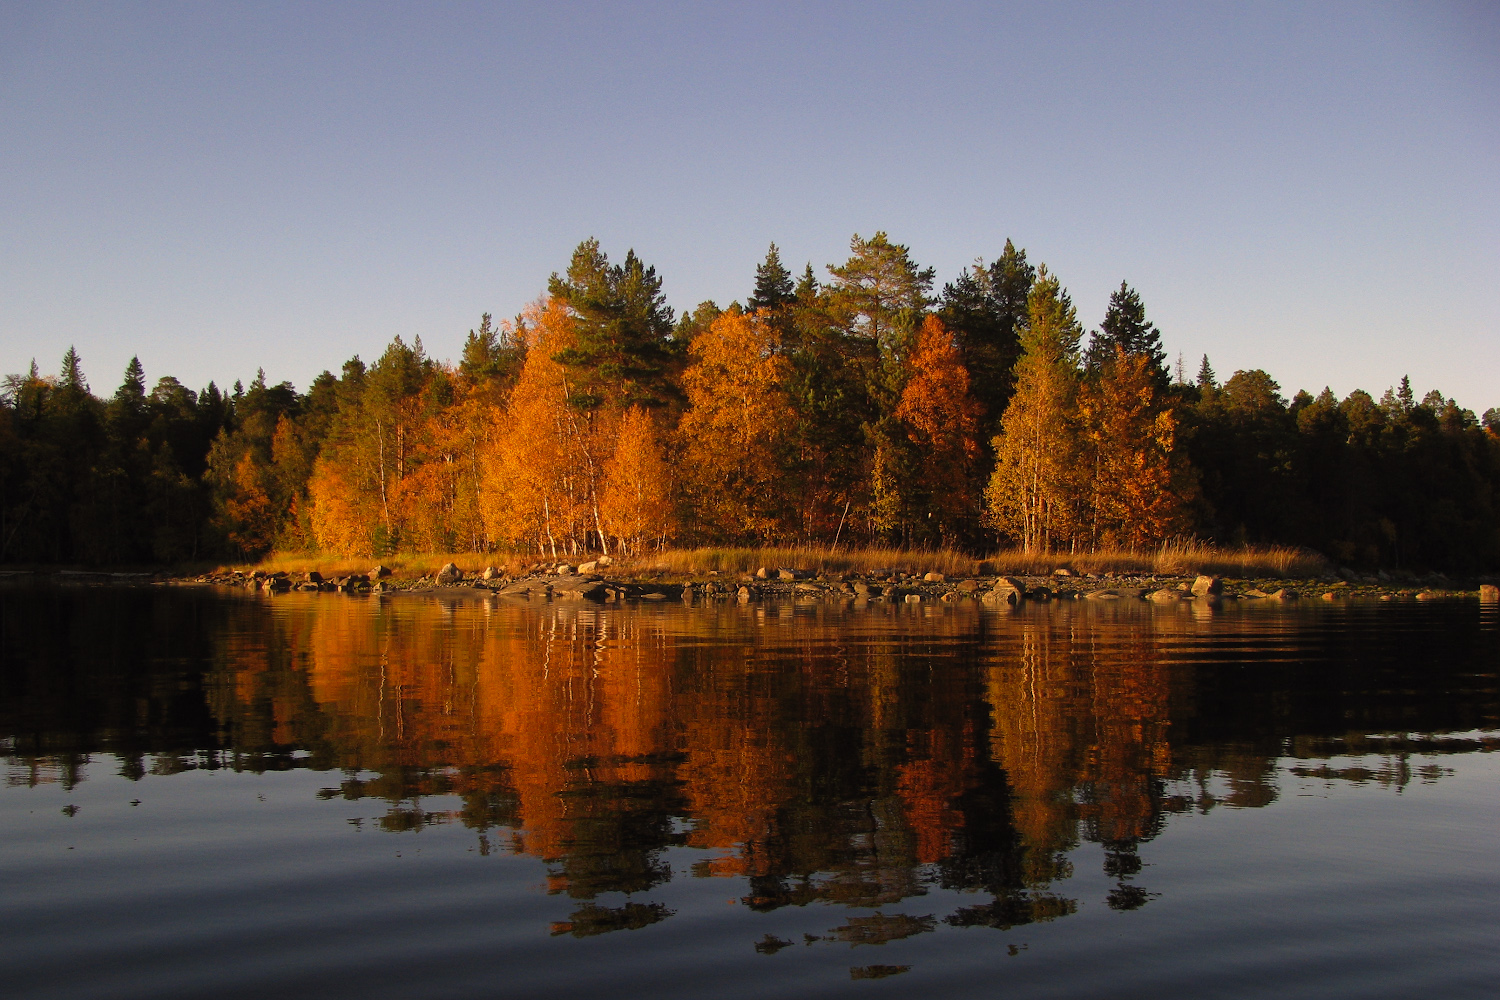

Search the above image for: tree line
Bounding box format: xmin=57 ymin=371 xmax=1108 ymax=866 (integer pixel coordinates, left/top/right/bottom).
xmin=3 ymin=234 xmax=1497 ymax=570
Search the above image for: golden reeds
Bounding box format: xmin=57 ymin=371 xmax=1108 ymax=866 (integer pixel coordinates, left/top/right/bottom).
xmin=232 ymin=540 xmax=1326 ymax=581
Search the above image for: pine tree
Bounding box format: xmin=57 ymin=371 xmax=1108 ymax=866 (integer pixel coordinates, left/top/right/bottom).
xmin=548 ymin=238 xmax=677 ymax=411
xmin=825 ymin=232 xmax=934 ymax=358
xmin=937 ymin=240 xmax=1034 ymax=427
xmin=747 ymin=244 xmax=794 ymax=313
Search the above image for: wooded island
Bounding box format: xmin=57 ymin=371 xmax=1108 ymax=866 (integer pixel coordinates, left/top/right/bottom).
xmin=3 ymin=235 xmax=1497 ymax=571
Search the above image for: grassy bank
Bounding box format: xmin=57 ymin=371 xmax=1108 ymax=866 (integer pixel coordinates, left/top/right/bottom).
xmin=229 ymin=541 xmax=1327 ymax=580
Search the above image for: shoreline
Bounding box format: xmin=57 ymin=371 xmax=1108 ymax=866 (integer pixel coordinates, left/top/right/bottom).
xmin=139 ymin=564 xmax=1500 ymax=605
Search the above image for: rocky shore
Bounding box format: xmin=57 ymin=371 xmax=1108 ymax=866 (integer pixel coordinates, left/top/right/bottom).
xmin=170 ymin=561 xmax=1500 ymax=607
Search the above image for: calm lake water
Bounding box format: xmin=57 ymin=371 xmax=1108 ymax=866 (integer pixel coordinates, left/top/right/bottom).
xmin=2 ymin=586 xmax=1497 ymax=999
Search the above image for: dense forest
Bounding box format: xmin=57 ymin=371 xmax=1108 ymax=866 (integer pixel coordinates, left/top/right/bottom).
xmin=3 ymin=234 xmax=1497 ymax=571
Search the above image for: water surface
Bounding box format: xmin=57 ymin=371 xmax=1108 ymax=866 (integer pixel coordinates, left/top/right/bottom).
xmin=2 ymin=587 xmax=1497 ymax=998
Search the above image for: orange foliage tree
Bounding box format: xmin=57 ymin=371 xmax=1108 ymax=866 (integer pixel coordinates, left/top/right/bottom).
xmin=676 ymin=310 xmax=796 ymax=542
xmin=599 ymin=406 xmax=675 ymax=553
xmin=1077 ymin=348 xmax=1194 ymax=548
xmin=482 ymin=301 xmax=614 ymax=557
xmin=894 ymin=316 xmax=983 ymax=547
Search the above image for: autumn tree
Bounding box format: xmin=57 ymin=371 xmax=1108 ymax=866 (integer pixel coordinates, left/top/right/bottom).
xmin=599 ymin=406 xmax=675 ymax=553
xmin=676 ymin=310 xmax=796 ymax=542
xmin=893 ymin=316 xmax=984 ymax=547
xmin=481 ymin=300 xmax=611 ymax=557
xmin=985 ymin=268 xmax=1084 ymax=552
xmin=1077 ymin=348 xmax=1193 ymax=548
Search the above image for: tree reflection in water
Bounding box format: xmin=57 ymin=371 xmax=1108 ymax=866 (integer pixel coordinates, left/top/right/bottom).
xmin=3 ymin=587 xmax=1496 ymax=944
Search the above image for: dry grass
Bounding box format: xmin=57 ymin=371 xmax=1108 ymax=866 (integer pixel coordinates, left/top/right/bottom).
xmin=232 ymin=540 xmax=1327 ymax=581
xmin=981 ymin=540 xmax=1327 ymax=578
xmin=615 ymin=540 xmax=1327 ymax=579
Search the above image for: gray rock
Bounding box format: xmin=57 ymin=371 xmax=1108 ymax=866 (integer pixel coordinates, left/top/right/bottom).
xmin=577 ymin=561 xmax=597 ymax=574
xmin=755 ymin=567 xmax=770 ymax=579
xmin=1052 ymin=568 xmax=1074 ymax=577
xmin=1191 ymin=575 xmax=1223 ymax=598
xmin=555 ymin=564 xmax=575 ymax=576
xmin=596 ymin=555 xmax=614 ymax=567
xmin=372 ymin=565 xmax=391 ymax=579
xmin=984 ymin=577 xmax=1025 ymax=604
xmin=481 ymin=566 xmax=500 ymax=580
xmin=923 ymin=571 xmax=945 ymax=583
xmin=1148 ymin=589 xmax=1181 ymax=603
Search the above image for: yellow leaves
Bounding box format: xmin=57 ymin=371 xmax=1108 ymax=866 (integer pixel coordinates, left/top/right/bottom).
xmin=677 ymin=311 xmax=795 ymax=541
xmin=599 ymin=406 xmax=675 ymax=552
xmin=1078 ymin=349 xmax=1194 ymax=549
xmin=894 ymin=317 xmax=984 ymax=543
xmin=223 ymin=451 xmax=276 ymax=556
xmin=308 ymin=453 xmax=375 ymax=556
xmin=896 ymin=317 xmax=981 ymax=460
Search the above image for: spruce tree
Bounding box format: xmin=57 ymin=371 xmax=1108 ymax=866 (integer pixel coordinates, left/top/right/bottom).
xmin=747 ymin=244 xmax=794 ymax=313
xmin=1086 ymin=282 xmax=1167 ymax=386
xmin=1196 ymin=355 xmax=1217 ymax=392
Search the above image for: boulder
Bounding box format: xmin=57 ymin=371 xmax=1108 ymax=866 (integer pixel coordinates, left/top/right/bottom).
xmin=1148 ymin=589 xmax=1181 ymax=603
xmin=372 ymin=565 xmax=391 ymax=579
xmin=1415 ymin=591 xmax=1437 ymax=601
xmin=904 ymin=594 xmax=922 ymax=604
xmin=1052 ymin=568 xmax=1074 ymax=577
xmin=1027 ymin=586 xmax=1053 ymax=601
xmin=1479 ymin=584 xmax=1499 ymax=604
xmin=923 ymin=571 xmax=945 ymax=583
xmin=1191 ymin=575 xmax=1223 ymax=598
xmin=755 ymin=567 xmax=770 ymax=579
xmin=956 ymin=580 xmax=979 ymax=593
xmin=577 ymin=561 xmax=598 ymax=574
xmin=596 ymin=554 xmax=614 ymax=567
xmin=304 ymin=571 xmax=323 ymax=584
xmin=481 ymin=566 xmax=500 ymax=580
xmin=1268 ymin=589 xmax=1297 ymax=601
xmin=737 ymin=586 xmax=753 ymax=601
xmin=555 ymin=564 xmax=575 ymax=576
xmin=556 ymin=581 xmax=606 ymax=601
xmin=984 ymin=577 xmax=1026 ymax=604
xmin=853 ymin=582 xmax=881 ymax=597
xmin=437 ymin=562 xmax=463 ymax=585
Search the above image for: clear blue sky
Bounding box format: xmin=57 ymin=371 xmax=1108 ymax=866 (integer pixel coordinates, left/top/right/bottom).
xmin=3 ymin=1 xmax=1496 ymax=411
